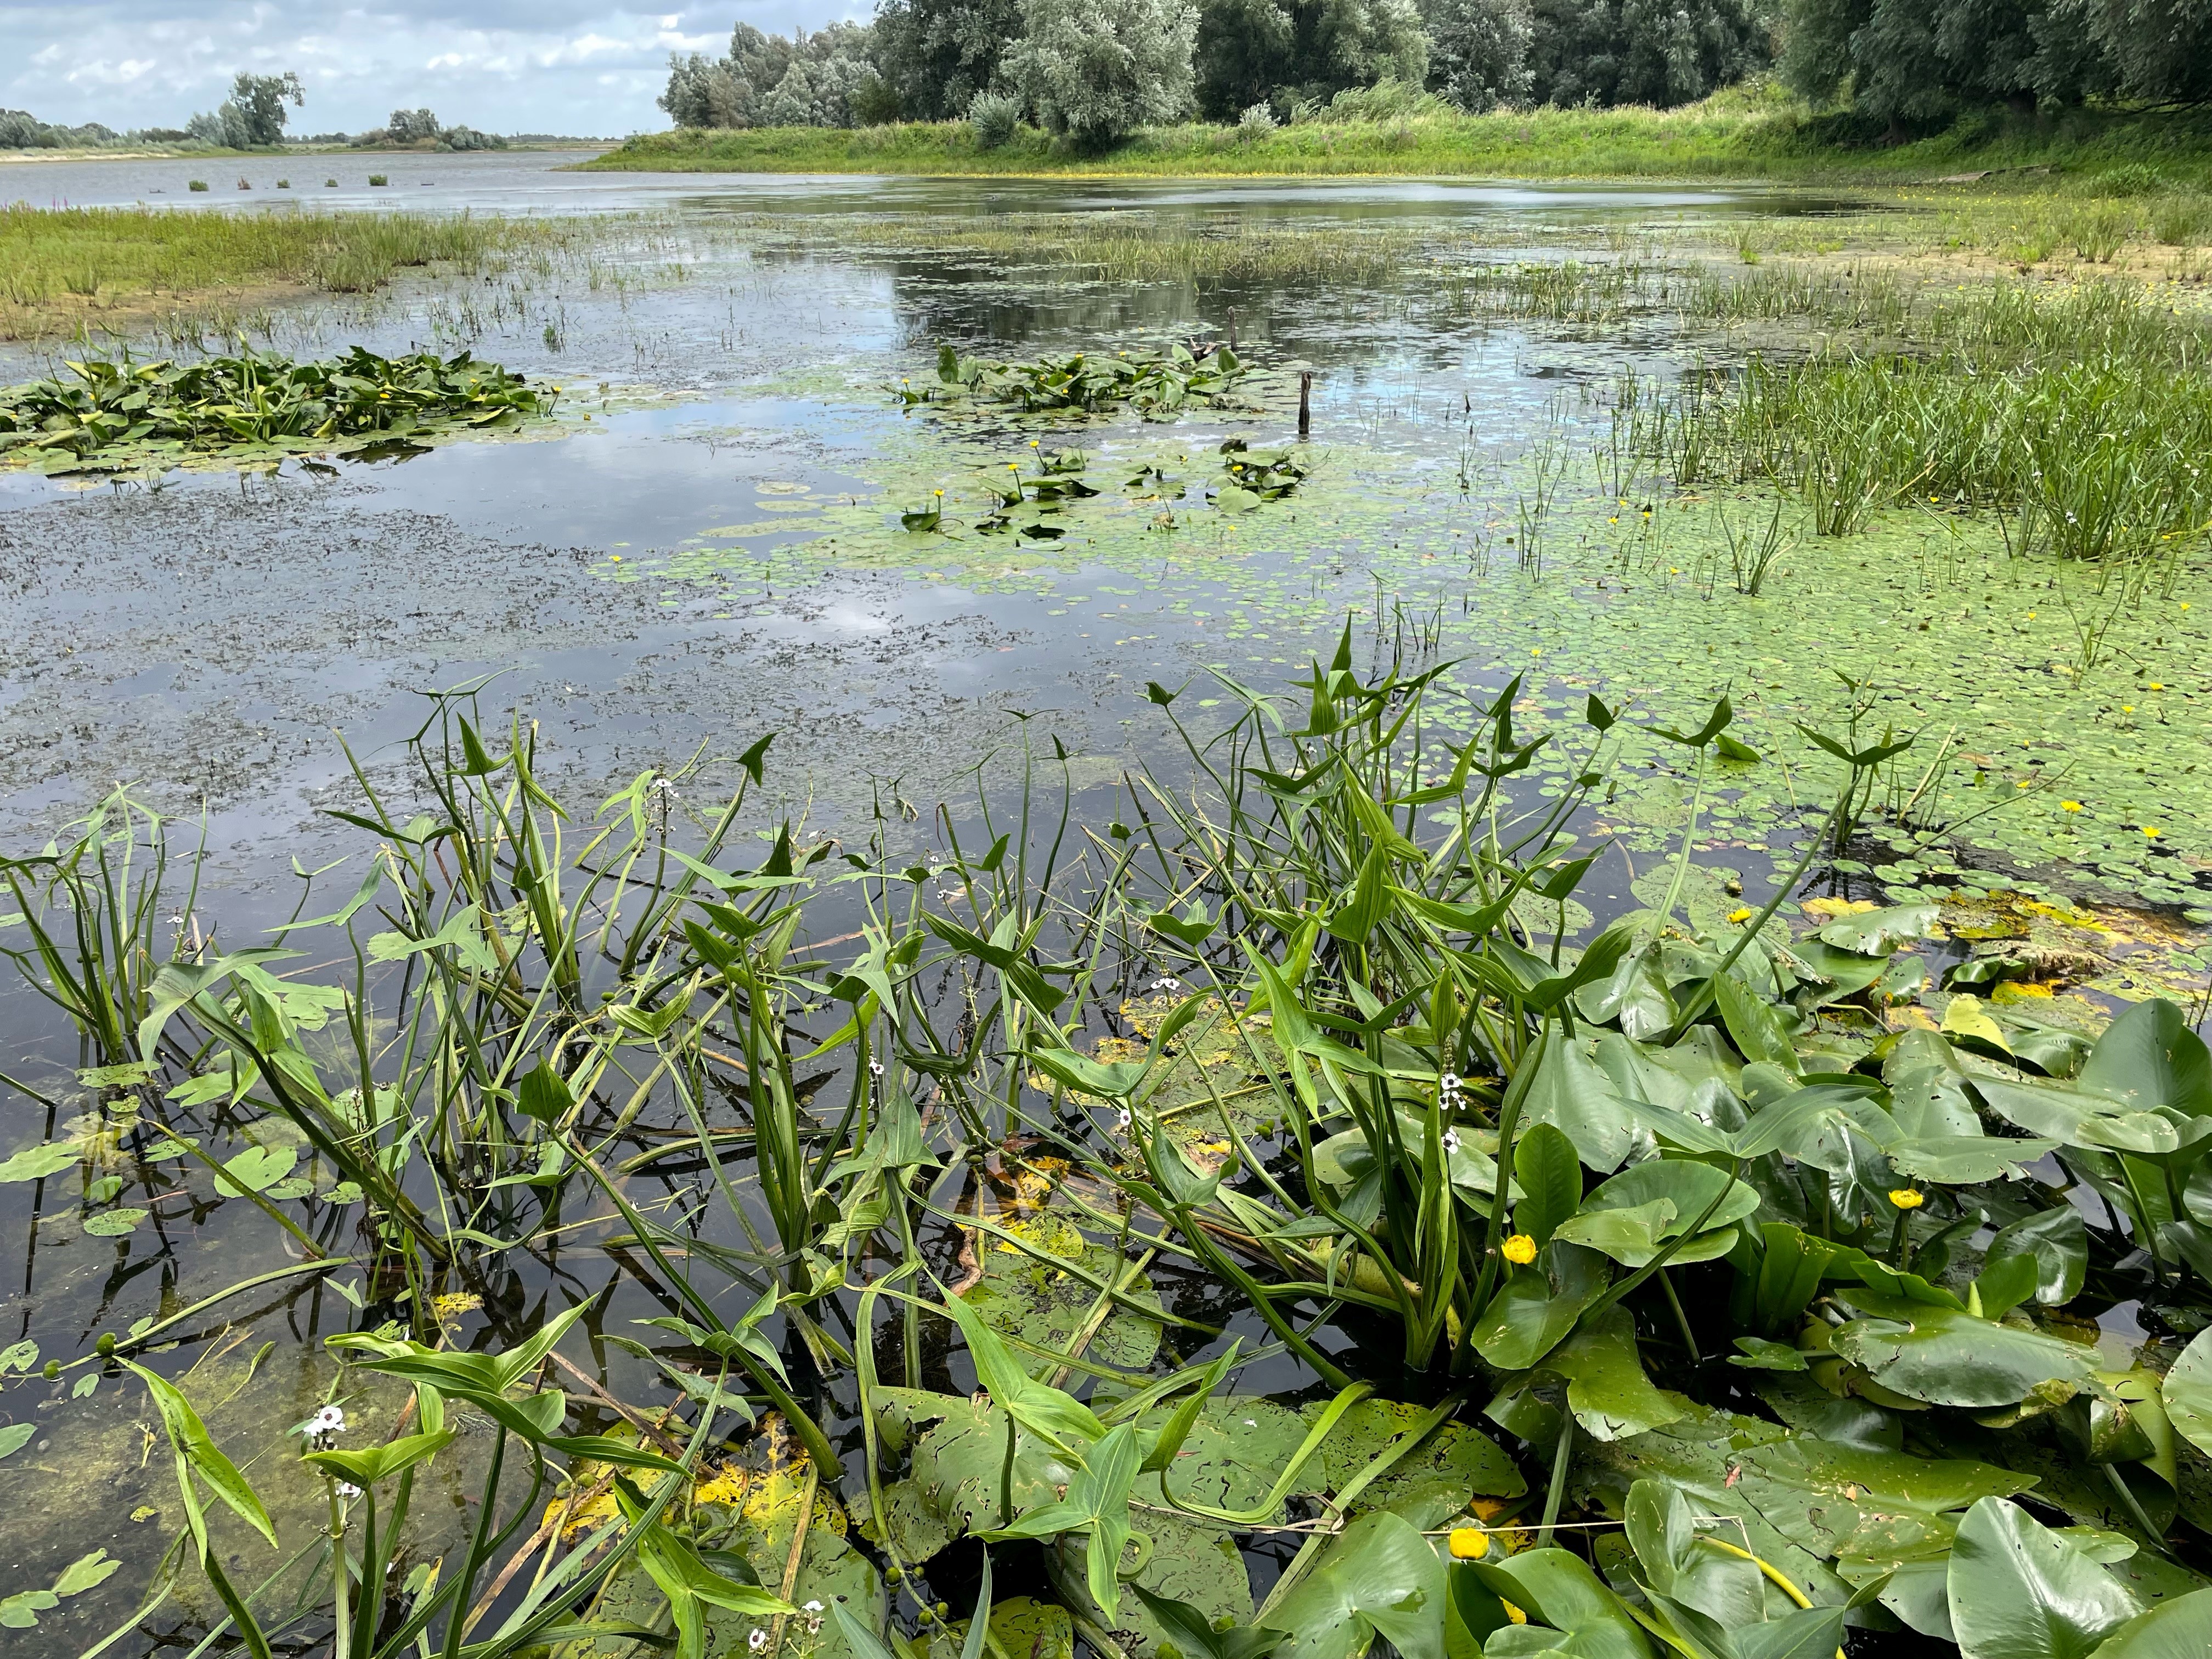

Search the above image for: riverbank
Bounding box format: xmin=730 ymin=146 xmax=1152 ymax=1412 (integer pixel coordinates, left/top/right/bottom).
xmin=584 ymin=94 xmax=2212 ymax=187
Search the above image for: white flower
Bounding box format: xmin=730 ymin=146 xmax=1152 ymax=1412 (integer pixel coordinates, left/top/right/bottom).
xmin=1442 ymin=1128 xmax=1462 ymax=1155
xmin=308 ymin=1405 xmax=346 ymax=1437
xmin=748 ymin=1630 xmax=769 ymax=1652
xmin=336 ymin=1481 xmax=362 ymax=1498
xmin=867 ymin=1060 xmax=884 ymax=1077
xmin=803 ymin=1602 xmax=823 ymax=1615
xmin=1115 ymin=1108 xmax=1132 ymax=1130
xmin=1148 ymin=977 xmax=1183 ymax=992
xmin=1440 ymin=1070 xmax=1462 ymax=1093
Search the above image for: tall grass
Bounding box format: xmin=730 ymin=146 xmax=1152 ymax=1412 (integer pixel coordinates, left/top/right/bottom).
xmin=749 ymin=211 xmax=1425 ymax=285
xmin=0 ymin=206 xmax=563 ymax=337
xmin=584 ymin=97 xmax=2212 ymax=185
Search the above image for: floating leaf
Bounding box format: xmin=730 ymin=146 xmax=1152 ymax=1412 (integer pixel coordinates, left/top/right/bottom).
xmin=213 ymin=1144 xmax=298 ymax=1197
xmin=0 ymin=1143 xmax=77 ymax=1182
xmin=82 ymin=1207 xmax=148 ymax=1237
xmin=1830 ymin=1290 xmax=2097 ymax=1409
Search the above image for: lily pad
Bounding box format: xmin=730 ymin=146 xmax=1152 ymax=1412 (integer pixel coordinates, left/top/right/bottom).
xmin=1830 ymin=1291 xmax=2098 ymax=1409
xmin=1575 ymin=1400 xmax=2031 ymax=1595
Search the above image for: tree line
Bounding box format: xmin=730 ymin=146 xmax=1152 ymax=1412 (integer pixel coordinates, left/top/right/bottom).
xmin=659 ymin=0 xmax=2211 ymax=143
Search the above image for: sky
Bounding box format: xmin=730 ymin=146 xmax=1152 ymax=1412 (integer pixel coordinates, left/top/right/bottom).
xmin=2 ymin=2 xmax=868 ymax=137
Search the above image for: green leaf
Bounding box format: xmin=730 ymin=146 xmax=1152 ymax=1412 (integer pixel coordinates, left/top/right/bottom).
xmin=1713 ymin=970 xmax=1799 ymax=1071
xmin=1831 ymin=1291 xmax=2098 ymax=1409
xmin=983 ymin=1421 xmax=1142 ymax=1622
xmin=1471 ymin=1243 xmax=1611 ymax=1372
xmin=1520 ymin=1033 xmax=1640 ymax=1172
xmin=1730 ymin=1337 xmax=1809 ymax=1371
xmin=2160 ymin=1328 xmax=2212 ymax=1459
xmin=1466 ymin=1548 xmax=1652 ymax=1656
xmin=1549 ymin=1160 xmax=1760 ymax=1268
xmin=1542 ymin=1307 xmax=1684 ymax=1441
xmin=1260 ymin=1511 xmax=1445 ymax=1659
xmin=303 ymin=1427 xmax=456 ymax=1487
xmin=1972 ymin=1075 xmax=2181 ymax=1155
xmin=83 ymin=1207 xmax=148 ymax=1236
xmin=214 ymin=1144 xmax=297 ymax=1197
xmin=0 ymin=1424 xmax=34 ymax=1460
xmin=1132 ymin=1585 xmax=1281 ymax=1659
xmin=2087 ymin=1588 xmax=2212 ymax=1658
xmin=1814 ymin=903 xmax=1939 ymax=955
xmin=517 ymin=1059 xmax=572 ymax=1126
xmin=2076 ymin=999 xmax=2212 ymax=1118
xmin=51 ymin=1550 xmax=123 ymax=1596
xmin=1576 ymin=1400 xmax=2030 ymax=1594
xmin=1948 ymin=1497 xmax=2138 ymax=1659
xmin=1514 ymin=1123 xmax=1583 ymax=1248
xmin=121 ymin=1360 xmax=278 ymax=1547
xmin=0 ymin=1143 xmax=78 ymax=1182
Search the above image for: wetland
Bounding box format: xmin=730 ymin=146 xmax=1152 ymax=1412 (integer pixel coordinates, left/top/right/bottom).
xmin=4 ymin=151 xmax=2212 ymax=1659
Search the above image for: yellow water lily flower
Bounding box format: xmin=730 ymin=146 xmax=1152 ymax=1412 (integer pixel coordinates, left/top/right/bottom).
xmin=1728 ymin=906 xmax=1753 ymax=924
xmin=2061 ymin=800 xmax=2083 ymax=812
xmin=1449 ymin=1527 xmax=1491 ymax=1559
xmin=1889 ymin=1188 xmax=1923 ymax=1210
xmin=1502 ymin=1233 xmax=1538 ymax=1265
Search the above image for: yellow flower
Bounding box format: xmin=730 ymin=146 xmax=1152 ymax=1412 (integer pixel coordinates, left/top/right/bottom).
xmin=1502 ymin=1234 xmax=1538 ymax=1265
xmin=1889 ymin=1188 xmax=1923 ymax=1210
xmin=2061 ymin=800 xmax=2083 ymax=812
xmin=1728 ymin=906 xmax=1753 ymax=924
xmin=1502 ymin=1601 xmax=1528 ymax=1626
xmin=1530 ymin=646 xmax=1542 ymax=656
xmin=2143 ymin=826 xmax=2162 ymax=838
xmin=1448 ymin=1527 xmax=1491 ymax=1560
xmin=2123 ymin=704 xmax=2135 ymax=713
xmin=2150 ymin=682 xmax=2165 ymax=690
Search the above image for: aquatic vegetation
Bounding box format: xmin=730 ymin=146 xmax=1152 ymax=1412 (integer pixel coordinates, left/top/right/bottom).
xmin=0 ymin=345 xmax=555 ymax=471
xmin=753 ymin=211 xmax=1428 ymax=286
xmin=7 ymin=630 xmax=2212 ymax=1657
xmin=913 ymin=341 xmax=1246 ymax=419
xmin=0 ymin=204 xmax=565 ymax=338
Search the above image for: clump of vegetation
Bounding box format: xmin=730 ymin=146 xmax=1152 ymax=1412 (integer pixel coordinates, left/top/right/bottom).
xmin=912 ymin=339 xmax=1246 ymax=416
xmin=7 ymin=637 xmax=2212 ymax=1657
xmin=967 ymin=89 xmax=1023 ymax=149
xmin=0 ymin=205 xmax=557 ymax=338
xmin=0 ymin=346 xmax=554 ymax=470
xmin=756 ymin=208 xmax=1424 ymax=284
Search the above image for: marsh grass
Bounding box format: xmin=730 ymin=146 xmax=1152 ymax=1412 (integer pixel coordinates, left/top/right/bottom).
xmin=0 ymin=205 xmax=567 ymax=339
xmin=749 ymin=211 xmax=1427 ymax=286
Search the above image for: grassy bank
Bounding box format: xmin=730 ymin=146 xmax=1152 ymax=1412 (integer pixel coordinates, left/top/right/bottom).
xmin=585 ymin=91 xmax=2212 ymax=185
xmin=0 ymin=205 xmax=564 ymax=340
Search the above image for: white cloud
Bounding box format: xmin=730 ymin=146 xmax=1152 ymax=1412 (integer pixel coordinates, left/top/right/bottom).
xmin=2 ymin=1 xmax=871 ymax=134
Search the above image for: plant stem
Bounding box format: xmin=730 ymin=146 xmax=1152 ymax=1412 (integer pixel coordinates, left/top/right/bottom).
xmin=1537 ymin=1409 xmax=1575 ymax=1547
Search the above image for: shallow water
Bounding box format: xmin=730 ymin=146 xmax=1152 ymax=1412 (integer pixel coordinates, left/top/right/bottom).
xmin=3 ymin=154 xmax=2208 ymax=1649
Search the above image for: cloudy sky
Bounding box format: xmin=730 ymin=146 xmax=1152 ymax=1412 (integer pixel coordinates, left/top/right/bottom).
xmin=3 ymin=2 xmax=867 ymax=136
